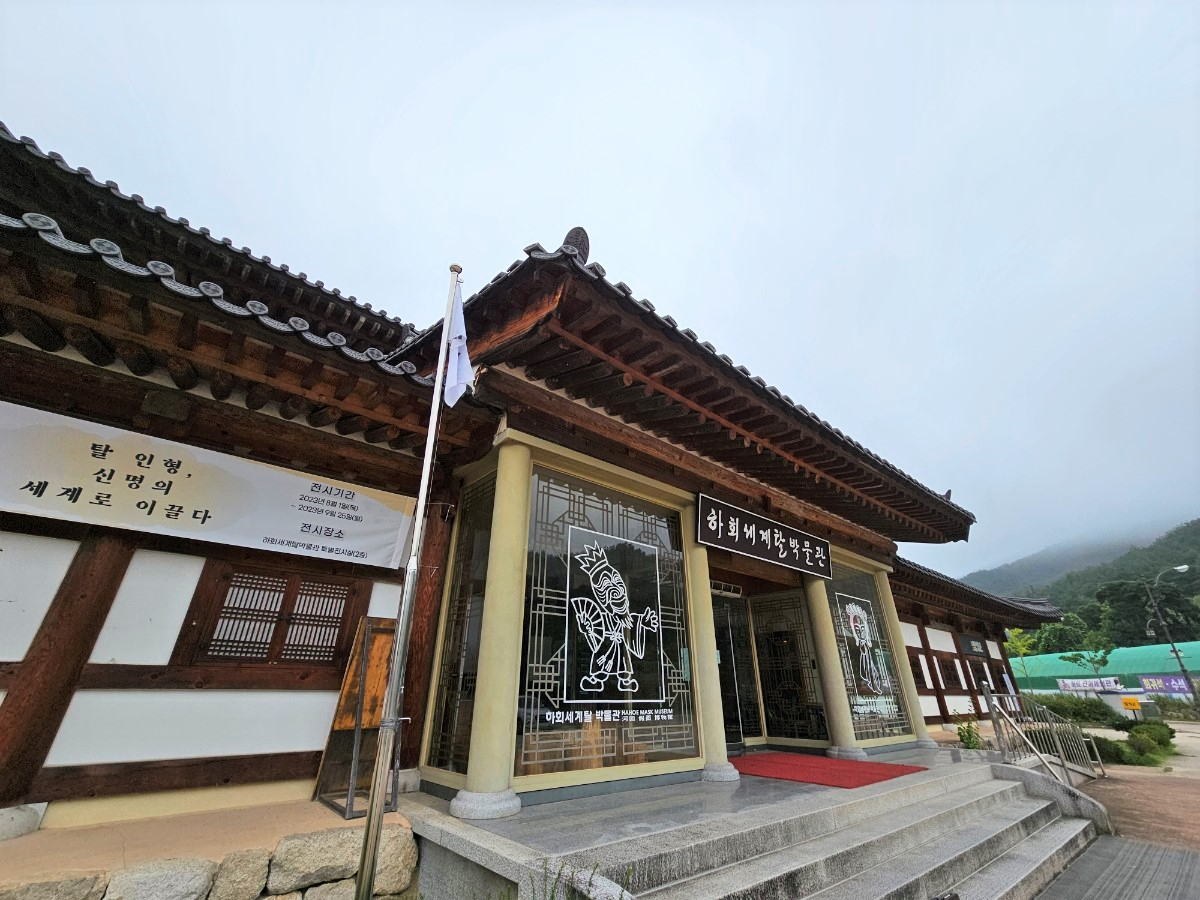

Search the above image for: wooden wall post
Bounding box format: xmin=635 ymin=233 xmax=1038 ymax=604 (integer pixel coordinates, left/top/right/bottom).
xmin=397 ymin=479 xmax=457 ymax=769
xmin=0 ymin=530 xmax=135 ymax=805
xmin=916 ymin=612 xmax=952 ymax=724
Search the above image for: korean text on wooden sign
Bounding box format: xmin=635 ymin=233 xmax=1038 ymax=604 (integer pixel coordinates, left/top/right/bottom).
xmin=696 ymin=494 xmax=832 ymax=579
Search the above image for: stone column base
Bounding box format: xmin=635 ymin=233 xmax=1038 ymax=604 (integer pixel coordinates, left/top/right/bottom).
xmin=826 ymin=745 xmax=868 ymax=761
xmin=701 ymin=762 xmax=741 ymax=782
xmin=449 ymin=789 xmax=521 ymax=820
xmin=914 ymin=737 xmax=941 ymax=750
xmin=0 ymin=805 xmax=42 ymax=841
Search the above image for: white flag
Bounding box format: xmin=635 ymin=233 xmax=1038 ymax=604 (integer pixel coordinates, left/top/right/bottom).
xmin=443 ymin=280 xmax=473 ymax=407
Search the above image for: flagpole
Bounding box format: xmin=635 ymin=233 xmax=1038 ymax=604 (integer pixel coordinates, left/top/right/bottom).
xmin=355 ymin=263 xmax=462 ymax=900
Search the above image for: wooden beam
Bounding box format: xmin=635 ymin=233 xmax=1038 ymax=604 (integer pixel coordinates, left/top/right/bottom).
xmin=0 ymin=530 xmax=136 ymax=806
xmin=245 ymin=382 xmax=274 ymax=410
xmin=475 ymin=368 xmax=895 ymax=555
xmin=544 ymin=319 xmax=941 ymax=541
xmin=397 ymin=482 xmax=456 ymax=768
xmin=166 ymin=356 xmax=199 ymax=391
xmin=4 ymin=305 xmax=65 ymax=350
xmin=114 ymin=340 xmax=155 ymax=376
xmin=0 ymin=662 xmax=343 ymax=692
xmin=27 ymin=751 xmax=321 ymax=803
xmin=63 ymin=324 xmax=116 ymax=367
xmin=209 ymin=369 xmax=236 ymax=401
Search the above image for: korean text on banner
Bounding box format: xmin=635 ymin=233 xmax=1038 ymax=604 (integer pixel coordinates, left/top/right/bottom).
xmin=0 ymin=401 xmax=416 ymax=568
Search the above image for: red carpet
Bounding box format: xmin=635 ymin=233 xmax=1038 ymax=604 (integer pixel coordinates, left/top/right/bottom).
xmin=730 ymin=752 xmax=926 ymax=788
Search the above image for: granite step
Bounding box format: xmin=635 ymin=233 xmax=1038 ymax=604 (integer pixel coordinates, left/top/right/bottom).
xmin=566 ymin=764 xmax=999 ymax=895
xmin=639 ymin=780 xmax=1038 ymax=900
xmin=951 ymin=817 xmax=1095 ymax=900
xmin=803 ymin=798 xmax=1063 ymax=900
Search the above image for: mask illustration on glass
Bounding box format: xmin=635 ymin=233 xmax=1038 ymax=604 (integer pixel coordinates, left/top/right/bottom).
xmin=844 ymin=602 xmax=884 ymax=695
xmin=570 ymin=542 xmax=660 ymax=692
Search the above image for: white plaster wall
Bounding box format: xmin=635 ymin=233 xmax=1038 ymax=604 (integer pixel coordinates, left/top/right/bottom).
xmin=946 ymin=694 xmax=976 ymax=716
xmin=987 ymin=640 xmax=1002 ymax=660
xmin=367 ymin=581 xmax=402 ymax=619
xmin=926 ymin=628 xmax=957 ymax=654
xmin=919 ymin=695 xmax=942 ymax=719
xmin=933 ymin=658 xmax=945 ymax=688
xmin=45 ymin=690 xmax=339 ymax=766
xmin=899 ymin=621 xmax=921 ymax=648
xmin=0 ymin=532 xmax=80 ymax=659
xmin=917 ymin=655 xmax=933 ymax=690
xmin=89 ymin=551 xmax=206 ymax=665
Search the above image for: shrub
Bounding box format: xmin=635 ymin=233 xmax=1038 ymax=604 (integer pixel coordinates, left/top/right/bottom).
xmin=1126 ymin=732 xmax=1158 ymax=756
xmin=1033 ymin=693 xmax=1123 ymax=726
xmin=1086 ymin=732 xmax=1167 ymax=767
xmin=1087 ymin=734 xmax=1126 ymax=764
xmin=1149 ymin=694 xmax=1200 ymax=721
xmin=956 ymin=717 xmax=985 ymax=750
xmin=1130 ymin=722 xmax=1175 ymax=748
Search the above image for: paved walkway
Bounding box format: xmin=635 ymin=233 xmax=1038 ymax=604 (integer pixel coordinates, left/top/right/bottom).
xmin=1037 ymin=837 xmax=1200 ymax=900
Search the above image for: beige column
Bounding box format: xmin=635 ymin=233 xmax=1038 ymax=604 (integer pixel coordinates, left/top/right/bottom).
xmin=681 ymin=505 xmax=739 ymax=782
xmin=449 ymin=440 xmax=532 ymax=819
xmin=802 ymin=574 xmax=867 ymax=760
xmin=873 ymin=571 xmax=939 ymax=749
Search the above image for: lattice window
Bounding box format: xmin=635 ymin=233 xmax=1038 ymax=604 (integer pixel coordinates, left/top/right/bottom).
xmin=829 ymin=564 xmax=914 ymax=741
xmin=174 ymin=560 xmax=367 ymax=669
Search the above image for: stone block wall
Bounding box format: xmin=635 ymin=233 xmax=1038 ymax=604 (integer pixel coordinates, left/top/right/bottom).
xmin=0 ymin=824 xmax=417 ymax=900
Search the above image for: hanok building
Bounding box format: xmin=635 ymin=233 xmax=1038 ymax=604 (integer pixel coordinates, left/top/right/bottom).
xmin=0 ymin=123 xmax=1044 ymax=827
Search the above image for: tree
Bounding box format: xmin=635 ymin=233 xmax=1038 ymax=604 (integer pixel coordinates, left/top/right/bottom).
xmin=1059 ymin=631 xmax=1116 ymax=691
xmin=1034 ymin=613 xmax=1089 ymax=654
xmin=1004 ymin=628 xmax=1038 ymax=694
xmin=1096 ymin=581 xmax=1200 ymax=648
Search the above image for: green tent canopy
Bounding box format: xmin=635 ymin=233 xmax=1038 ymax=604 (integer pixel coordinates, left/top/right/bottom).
xmin=1012 ymin=641 xmax=1200 ymax=692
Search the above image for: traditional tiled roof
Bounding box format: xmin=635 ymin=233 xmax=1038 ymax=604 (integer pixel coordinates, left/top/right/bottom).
xmin=894 ymin=557 xmax=1062 ymax=623
xmin=0 ymin=208 xmax=432 ymax=387
xmin=409 ymin=228 xmax=976 ymax=533
xmin=0 ymin=120 xmax=412 ymax=334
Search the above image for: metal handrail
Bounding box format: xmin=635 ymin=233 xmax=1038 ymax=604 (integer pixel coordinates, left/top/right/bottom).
xmin=981 ymin=683 xmax=1099 ymax=784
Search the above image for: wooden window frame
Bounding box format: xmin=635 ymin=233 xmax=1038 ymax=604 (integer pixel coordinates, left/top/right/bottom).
xmin=171 ymin=559 xmax=369 ymax=671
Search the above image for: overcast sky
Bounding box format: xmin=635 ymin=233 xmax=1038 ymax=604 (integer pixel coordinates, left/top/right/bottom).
xmin=2 ymin=1 xmax=1197 ymax=577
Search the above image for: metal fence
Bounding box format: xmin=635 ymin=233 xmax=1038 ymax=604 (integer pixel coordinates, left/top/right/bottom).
xmin=981 ymin=682 xmax=1101 ymax=784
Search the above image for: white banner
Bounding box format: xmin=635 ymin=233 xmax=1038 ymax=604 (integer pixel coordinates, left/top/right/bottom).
xmin=1056 ymin=677 xmax=1122 ymax=692
xmin=0 ymin=401 xmax=415 ymax=568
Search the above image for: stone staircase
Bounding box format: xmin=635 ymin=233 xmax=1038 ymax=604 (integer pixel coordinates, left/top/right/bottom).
xmin=557 ymin=764 xmax=1100 ymax=900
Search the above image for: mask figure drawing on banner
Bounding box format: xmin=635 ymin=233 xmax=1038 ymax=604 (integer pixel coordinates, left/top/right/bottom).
xmin=571 ymin=542 xmax=660 ymax=692
xmin=845 ymin=602 xmax=884 ymax=695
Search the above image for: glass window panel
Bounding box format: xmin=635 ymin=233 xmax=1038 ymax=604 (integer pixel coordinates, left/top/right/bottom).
xmin=516 ymin=467 xmax=698 ymax=776
xmin=752 ymin=593 xmax=828 ymax=741
xmin=426 ymin=475 xmax=496 ymax=773
xmin=829 ymin=564 xmax=913 ymax=740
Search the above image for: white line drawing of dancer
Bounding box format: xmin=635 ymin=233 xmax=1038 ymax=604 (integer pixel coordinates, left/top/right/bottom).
xmin=844 ymin=602 xmax=885 ymax=695
xmin=570 ymin=542 xmax=660 ymax=692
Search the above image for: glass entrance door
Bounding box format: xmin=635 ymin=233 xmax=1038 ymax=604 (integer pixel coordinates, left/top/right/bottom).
xmin=712 ymin=597 xmax=762 ymax=752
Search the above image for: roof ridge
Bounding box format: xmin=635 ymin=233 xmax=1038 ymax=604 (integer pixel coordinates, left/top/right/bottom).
xmin=0 ymin=208 xmax=432 ymax=387
xmin=444 ymin=230 xmax=977 ymax=525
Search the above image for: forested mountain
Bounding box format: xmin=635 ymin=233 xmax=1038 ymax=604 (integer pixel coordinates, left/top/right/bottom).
xmin=1003 ymin=519 xmax=1200 ymax=655
xmin=960 ymin=535 xmax=1155 ymax=596
xmin=1037 ymin=519 xmax=1200 ymax=612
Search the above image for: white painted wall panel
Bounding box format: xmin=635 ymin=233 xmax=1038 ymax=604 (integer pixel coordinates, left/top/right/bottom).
xmin=367 ymin=582 xmax=402 ymax=619
xmin=919 ymin=695 xmax=942 ymax=718
xmin=926 ymin=628 xmax=957 ymax=654
xmin=89 ymin=551 xmax=206 ymax=664
xmin=987 ymin=640 xmax=1002 ymax=660
xmin=917 ymin=655 xmax=933 ymax=690
xmin=45 ymin=690 xmax=339 ymax=766
xmin=0 ymin=532 xmax=79 ymax=659
xmin=946 ymin=694 xmax=976 ymax=716
xmin=954 ymin=658 xmax=967 ymax=689
xmin=899 ymin=621 xmax=921 ymax=648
